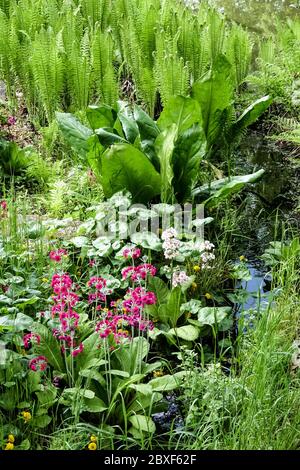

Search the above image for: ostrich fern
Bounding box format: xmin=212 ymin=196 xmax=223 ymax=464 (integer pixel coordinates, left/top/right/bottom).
xmin=154 ymin=30 xmax=189 ymax=107
xmin=91 ymin=28 xmax=118 ymax=107
xmin=30 ymin=28 xmax=64 ymax=122
xmin=225 ymin=24 xmax=254 ymax=90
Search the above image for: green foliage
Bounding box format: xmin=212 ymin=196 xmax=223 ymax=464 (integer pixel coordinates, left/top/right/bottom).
xmin=0 ymin=0 xmax=274 ymax=124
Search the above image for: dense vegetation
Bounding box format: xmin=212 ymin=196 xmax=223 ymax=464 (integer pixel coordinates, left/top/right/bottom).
xmin=0 ymin=0 xmax=299 ymax=452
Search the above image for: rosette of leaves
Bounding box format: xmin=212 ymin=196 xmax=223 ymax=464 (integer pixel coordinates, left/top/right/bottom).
xmin=57 ymin=56 xmax=270 ymax=205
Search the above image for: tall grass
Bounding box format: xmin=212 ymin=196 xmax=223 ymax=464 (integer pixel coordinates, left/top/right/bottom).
xmin=168 ymin=242 xmax=300 ymax=450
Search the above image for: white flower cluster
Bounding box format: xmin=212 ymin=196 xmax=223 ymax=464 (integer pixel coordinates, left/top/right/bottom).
xmin=195 ymin=239 xmax=216 ymax=269
xmin=172 ymin=270 xmax=191 ymax=288
xmin=162 ymin=228 xmax=181 ymax=260
xmin=183 ymin=0 xmax=200 ymax=12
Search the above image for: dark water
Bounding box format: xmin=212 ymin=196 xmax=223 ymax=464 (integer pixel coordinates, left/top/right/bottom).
xmin=234 ymin=133 xmax=300 ymax=310
xmin=235 ymin=133 xmax=299 ymax=258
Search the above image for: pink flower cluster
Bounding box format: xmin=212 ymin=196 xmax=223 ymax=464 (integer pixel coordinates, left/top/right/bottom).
xmin=172 ymin=270 xmax=191 ymax=288
xmin=49 ymin=249 xmax=68 ymax=262
xmin=51 ymin=274 xmax=83 ymax=357
xmin=29 ymin=355 xmax=47 ymax=372
xmin=122 ymin=246 xmax=141 ymax=259
xmin=122 ymin=263 xmax=157 ymax=282
xmin=0 ymin=200 xmax=7 ymax=210
xmin=7 ymin=116 xmax=16 ymax=126
xmin=87 ymin=276 xmax=107 ymax=304
xmin=23 ymin=333 xmax=41 ymax=349
xmin=162 ymin=228 xmax=181 ymax=260
xmin=96 ymin=286 xmax=155 ymax=343
xmin=122 ymin=286 xmax=156 ymax=315
xmin=195 ymin=240 xmax=216 ymax=269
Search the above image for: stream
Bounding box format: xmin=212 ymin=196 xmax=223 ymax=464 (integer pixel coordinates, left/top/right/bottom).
xmin=234 ymin=132 xmax=300 ymax=312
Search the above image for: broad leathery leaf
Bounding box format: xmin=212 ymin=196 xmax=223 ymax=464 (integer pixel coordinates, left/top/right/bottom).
xmin=148 ymin=372 xmax=185 ymax=392
xmin=130 ymin=232 xmax=162 ymax=251
xmin=32 ymin=415 xmax=52 ymax=428
xmin=229 ymin=95 xmax=272 ymax=141
xmin=56 ymin=112 xmax=92 ymax=159
xmin=101 ymin=143 xmax=161 ymax=204
xmin=197 ymin=307 xmax=231 ymax=326
xmin=168 ymin=325 xmax=200 ymax=341
xmin=158 ymin=96 xmax=202 ymax=134
xmin=87 ymin=104 xmax=117 ymax=130
xmin=203 ymin=169 xmax=265 ymax=208
xmin=0 ymin=312 xmax=33 ymax=332
xmin=117 ymin=101 xmax=139 ymax=143
xmin=129 ymin=415 xmax=156 ymax=433
xmin=128 ymin=391 xmax=163 ymax=413
xmin=36 ymin=386 xmax=57 ymax=407
xmin=155 ymin=124 xmax=177 ymax=203
xmin=95 ymin=127 xmax=126 ymax=148
xmin=192 ymin=169 xmax=265 ymax=200
xmin=83 ymin=396 xmax=108 ymax=413
xmin=192 ymin=55 xmax=234 ymax=147
xmin=133 ymin=104 xmax=160 ymax=170
xmin=172 ymin=123 xmax=207 ymax=202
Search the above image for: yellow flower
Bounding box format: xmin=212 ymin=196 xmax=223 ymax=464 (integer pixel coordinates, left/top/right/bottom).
xmin=191 ymin=282 xmax=197 ymax=290
xmin=88 ymin=442 xmax=97 ymax=450
xmin=122 ymin=308 xmax=128 ymax=314
xmin=90 ymin=435 xmax=97 ymax=443
xmin=205 ymin=293 xmax=212 ymax=300
xmin=117 ymin=329 xmax=128 ymax=336
xmin=22 ymin=411 xmax=32 ymax=422
xmin=5 ymin=443 xmax=14 ymax=450
xmin=153 ymin=370 xmax=164 ymax=378
xmin=42 ymin=277 xmax=49 ymax=283
xmin=7 ymin=434 xmax=15 ymax=443
xmin=239 ymin=255 xmax=247 ymax=262
xmin=193 ymin=265 xmax=200 ymax=272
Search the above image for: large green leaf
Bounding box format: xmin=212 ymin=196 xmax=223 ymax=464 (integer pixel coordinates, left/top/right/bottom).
xmin=192 ymin=169 xmax=265 ymax=203
xmin=87 ymin=104 xmax=117 ymax=130
xmin=95 ymin=127 xmax=126 ymax=147
xmin=157 ymin=96 xmax=202 ymax=134
xmin=0 ymin=139 xmax=29 ymax=175
xmin=83 ymin=396 xmax=108 ymax=413
xmin=34 ymin=323 xmax=65 ymax=372
xmin=229 ymin=95 xmax=272 ymax=141
xmin=147 ymin=277 xmax=169 ymax=306
xmin=0 ymin=313 xmax=33 ymax=332
xmin=148 ymin=372 xmax=185 ymax=392
xmin=117 ymin=101 xmax=139 ymax=143
xmin=202 ymin=169 xmax=265 ymax=208
xmin=192 ymin=55 xmax=234 ymax=147
xmin=56 ymin=112 xmax=92 ymax=159
xmin=129 ymin=415 xmax=156 ymax=433
xmin=155 ymin=124 xmax=177 ymax=203
xmin=101 ymin=143 xmax=161 ymax=204
xmin=172 ymin=123 xmax=207 ymax=202
xmin=168 ymin=325 xmax=200 ymax=341
xmin=157 ymin=287 xmax=182 ymax=327
xmin=197 ymin=307 xmax=231 ymax=326
xmin=133 ymin=104 xmax=160 ymax=170
xmin=130 ymin=232 xmax=162 ymax=251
